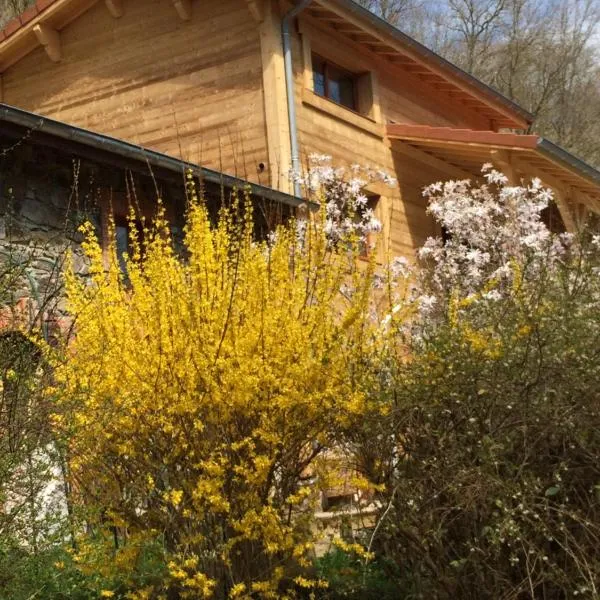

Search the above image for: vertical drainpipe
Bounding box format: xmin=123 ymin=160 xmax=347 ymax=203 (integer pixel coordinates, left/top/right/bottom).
xmin=282 ymin=0 xmax=312 ymax=198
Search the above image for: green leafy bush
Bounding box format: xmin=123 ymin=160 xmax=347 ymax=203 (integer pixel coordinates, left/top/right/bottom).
xmin=314 ymin=549 xmax=398 ymax=599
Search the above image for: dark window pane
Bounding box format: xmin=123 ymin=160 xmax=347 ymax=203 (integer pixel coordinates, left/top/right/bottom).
xmin=338 ymin=77 xmax=355 ymax=110
xmin=115 ymin=217 xmax=144 ymax=276
xmin=313 ymin=56 xmax=326 ymax=97
xmin=328 ymin=78 xmax=341 ymax=104
xmin=314 ymin=71 xmax=326 ymax=97
xmin=115 ymin=223 xmax=129 ymax=275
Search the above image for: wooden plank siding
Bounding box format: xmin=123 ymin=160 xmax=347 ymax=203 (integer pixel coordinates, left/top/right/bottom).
xmin=2 ymin=0 xmax=270 ymax=184
xmin=292 ymin=14 xmax=489 ymax=257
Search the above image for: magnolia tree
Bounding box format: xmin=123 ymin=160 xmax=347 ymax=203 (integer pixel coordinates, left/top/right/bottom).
xmin=417 ymin=166 xmax=571 ymax=307
xmin=380 ymin=165 xmax=575 ymax=326
xmin=348 ymin=167 xmax=600 ymax=600
xmin=294 ymin=154 xmax=392 ymax=247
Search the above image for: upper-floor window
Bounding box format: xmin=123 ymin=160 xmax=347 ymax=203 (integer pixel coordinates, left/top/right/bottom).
xmin=312 ymin=54 xmax=357 ymax=112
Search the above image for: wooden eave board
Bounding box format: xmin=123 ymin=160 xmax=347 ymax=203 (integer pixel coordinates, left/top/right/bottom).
xmin=309 ymin=0 xmax=529 ymax=130
xmin=386 ymin=123 xmax=539 ymax=148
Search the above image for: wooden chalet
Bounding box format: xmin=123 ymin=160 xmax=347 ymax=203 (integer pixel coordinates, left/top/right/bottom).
xmin=0 ymin=0 xmax=599 ymax=257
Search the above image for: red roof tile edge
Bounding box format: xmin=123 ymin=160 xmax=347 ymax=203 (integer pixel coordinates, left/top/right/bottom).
xmin=0 ymin=0 xmax=59 ymax=44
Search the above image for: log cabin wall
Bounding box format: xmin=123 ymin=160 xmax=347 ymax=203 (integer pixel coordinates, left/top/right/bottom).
xmin=1 ymin=0 xmax=270 ymax=186
xmin=292 ymin=14 xmax=492 ymax=258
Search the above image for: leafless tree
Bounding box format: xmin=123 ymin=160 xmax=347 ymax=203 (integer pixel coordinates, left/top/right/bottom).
xmin=445 ymin=0 xmax=508 ymax=74
xmin=356 ymin=0 xmax=427 ymax=27
xmin=363 ymin=0 xmax=600 ymax=166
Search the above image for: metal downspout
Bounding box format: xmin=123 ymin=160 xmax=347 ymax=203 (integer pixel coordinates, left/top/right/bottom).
xmin=282 ymin=0 xmax=312 ymax=198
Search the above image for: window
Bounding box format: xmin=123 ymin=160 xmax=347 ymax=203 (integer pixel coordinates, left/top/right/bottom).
xmin=114 ymin=214 xmax=145 ymax=275
xmin=312 ymin=54 xmax=357 ymax=111
xmin=322 ymin=492 xmax=354 ymax=512
xmin=541 ymin=203 xmax=566 ymax=234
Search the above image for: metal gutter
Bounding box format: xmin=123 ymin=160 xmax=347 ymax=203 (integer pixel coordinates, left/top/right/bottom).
xmin=325 ymin=0 xmax=534 ymax=127
xmin=0 ymin=103 xmax=315 ymax=210
xmin=282 ymin=0 xmax=313 ymax=198
xmin=537 ymin=138 xmax=600 ymax=188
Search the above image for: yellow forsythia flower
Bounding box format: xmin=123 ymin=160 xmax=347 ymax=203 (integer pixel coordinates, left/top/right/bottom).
xmin=53 ymin=193 xmax=389 ymax=595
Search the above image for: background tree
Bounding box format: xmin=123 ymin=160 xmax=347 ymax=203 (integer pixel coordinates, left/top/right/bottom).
xmin=0 ymin=243 xmax=84 ymax=599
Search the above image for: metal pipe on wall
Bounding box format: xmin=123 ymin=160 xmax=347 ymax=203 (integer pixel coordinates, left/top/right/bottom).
xmin=282 ymin=0 xmax=312 ymax=198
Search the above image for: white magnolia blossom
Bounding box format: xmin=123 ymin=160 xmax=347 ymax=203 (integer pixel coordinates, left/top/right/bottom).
xmin=418 ymin=165 xmax=565 ymax=300
xmin=295 ymin=154 xmax=395 ymax=246
xmin=380 ymin=164 xmax=578 ymax=326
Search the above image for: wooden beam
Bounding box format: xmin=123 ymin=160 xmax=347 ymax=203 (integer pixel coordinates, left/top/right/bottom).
xmin=104 ymin=0 xmax=124 ymax=18
xmin=172 ymin=0 xmax=192 ymax=20
xmin=259 ymin=0 xmax=292 ymax=193
xmin=32 ymin=24 xmax=61 ymax=63
xmin=573 ymin=189 xmax=600 ymax=217
xmin=490 ymin=149 xmax=519 ymax=184
xmin=552 ymin=187 xmax=577 ymax=233
xmin=574 ymin=202 xmax=589 ymax=228
xmin=388 ymin=138 xmax=474 ymax=182
xmin=246 ymin=0 xmax=265 ymax=22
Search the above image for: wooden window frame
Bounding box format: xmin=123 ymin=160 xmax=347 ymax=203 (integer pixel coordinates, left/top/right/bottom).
xmin=312 ymin=53 xmax=359 ymax=112
xmin=299 ymin=20 xmax=383 ymax=129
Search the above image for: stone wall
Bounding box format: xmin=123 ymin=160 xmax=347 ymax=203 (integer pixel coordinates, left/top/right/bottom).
xmin=0 ymin=138 xmax=103 ymax=336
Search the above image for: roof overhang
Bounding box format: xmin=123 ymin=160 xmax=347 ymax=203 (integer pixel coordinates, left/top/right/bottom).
xmin=386 ymin=123 xmax=600 ymax=229
xmin=307 ymin=0 xmax=532 ymax=129
xmin=0 ymin=0 xmax=97 ymax=71
xmin=0 ymin=102 xmax=312 ymax=210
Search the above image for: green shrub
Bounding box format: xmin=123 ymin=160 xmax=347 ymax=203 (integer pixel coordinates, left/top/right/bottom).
xmin=314 ymin=548 xmax=399 ymax=599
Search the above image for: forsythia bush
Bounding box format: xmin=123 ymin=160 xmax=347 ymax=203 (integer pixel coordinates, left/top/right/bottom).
xmin=53 ymin=188 xmax=381 ymax=599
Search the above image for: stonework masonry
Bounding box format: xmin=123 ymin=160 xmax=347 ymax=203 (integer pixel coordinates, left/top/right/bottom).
xmin=0 ymin=138 xmax=91 ymax=335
